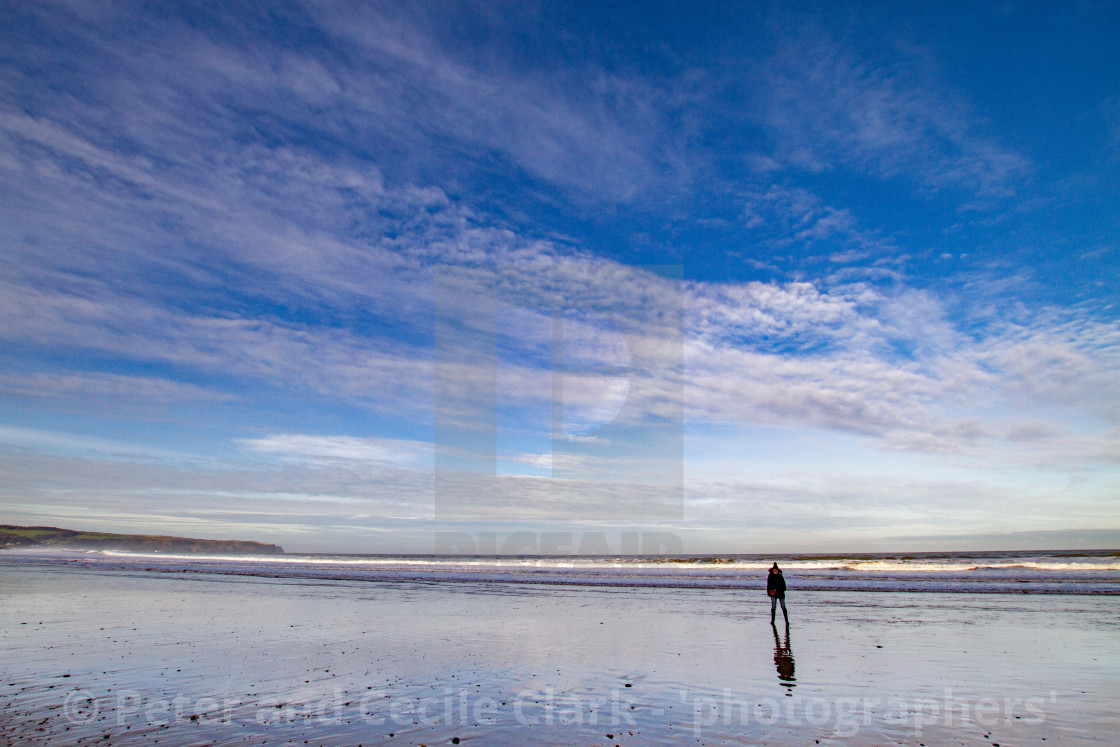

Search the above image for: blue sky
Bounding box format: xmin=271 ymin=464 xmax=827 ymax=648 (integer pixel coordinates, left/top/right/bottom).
xmin=2 ymin=0 xmax=1118 ymax=553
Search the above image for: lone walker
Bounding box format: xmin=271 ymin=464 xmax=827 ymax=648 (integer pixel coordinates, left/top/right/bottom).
xmin=767 ymin=563 xmax=788 ymax=622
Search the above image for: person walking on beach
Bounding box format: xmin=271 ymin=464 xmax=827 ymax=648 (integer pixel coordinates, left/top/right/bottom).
xmin=767 ymin=563 xmax=788 ymax=622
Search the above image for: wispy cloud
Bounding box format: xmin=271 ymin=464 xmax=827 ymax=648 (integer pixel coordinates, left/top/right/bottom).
xmin=739 ymin=184 xmax=895 ymax=256
xmin=240 ymin=434 xmax=431 ymax=466
xmin=753 ymin=18 xmax=1029 ymax=195
xmin=305 ymin=2 xmax=689 ymax=203
xmin=0 ymin=372 xmax=236 ymax=403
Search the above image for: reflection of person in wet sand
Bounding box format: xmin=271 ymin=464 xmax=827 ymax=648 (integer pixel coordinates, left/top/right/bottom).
xmin=767 ymin=563 xmax=788 ymax=622
xmin=772 ymin=621 xmax=796 ymax=691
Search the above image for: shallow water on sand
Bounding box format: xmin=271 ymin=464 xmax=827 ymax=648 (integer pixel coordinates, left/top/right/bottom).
xmin=2 ymin=561 xmax=1118 ymax=745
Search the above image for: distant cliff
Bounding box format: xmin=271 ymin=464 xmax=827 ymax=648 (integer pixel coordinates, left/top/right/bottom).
xmin=0 ymin=525 xmax=284 ymax=555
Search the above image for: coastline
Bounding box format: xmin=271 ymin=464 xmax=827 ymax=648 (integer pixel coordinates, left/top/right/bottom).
xmin=3 ymin=559 xmax=1117 ymax=745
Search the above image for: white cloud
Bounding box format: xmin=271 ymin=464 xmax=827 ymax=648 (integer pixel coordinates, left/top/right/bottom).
xmin=240 ymin=434 xmax=430 ymax=466
xmin=2 ymin=225 xmax=1117 ymax=469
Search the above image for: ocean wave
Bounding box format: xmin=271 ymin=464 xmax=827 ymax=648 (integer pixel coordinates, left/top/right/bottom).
xmin=87 ymin=550 xmax=1120 ymax=574
xmin=5 ymin=548 xmax=1117 ymax=595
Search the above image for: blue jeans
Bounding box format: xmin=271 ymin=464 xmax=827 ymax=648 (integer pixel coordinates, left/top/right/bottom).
xmin=770 ymin=595 xmax=787 ymax=616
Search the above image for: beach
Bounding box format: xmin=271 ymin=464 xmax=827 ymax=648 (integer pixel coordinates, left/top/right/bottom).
xmin=2 ymin=555 xmax=1118 ymax=745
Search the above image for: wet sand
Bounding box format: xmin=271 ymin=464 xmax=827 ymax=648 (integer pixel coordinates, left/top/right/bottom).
xmin=2 ymin=561 xmax=1117 ymax=745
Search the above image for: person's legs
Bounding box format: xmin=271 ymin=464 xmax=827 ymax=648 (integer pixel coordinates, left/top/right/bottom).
xmin=779 ymin=597 xmax=788 ymax=620
xmin=770 ymin=595 xmax=777 ymax=619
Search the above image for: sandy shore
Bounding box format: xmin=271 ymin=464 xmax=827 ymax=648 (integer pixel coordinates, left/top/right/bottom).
xmin=2 ymin=560 xmax=1117 ymax=745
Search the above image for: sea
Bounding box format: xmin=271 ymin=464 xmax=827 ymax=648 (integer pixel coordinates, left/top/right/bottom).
xmin=4 ymin=548 xmax=1118 ymax=594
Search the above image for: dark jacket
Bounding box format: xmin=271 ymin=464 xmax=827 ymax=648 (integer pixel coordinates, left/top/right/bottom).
xmin=767 ymin=569 xmax=786 ymax=599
